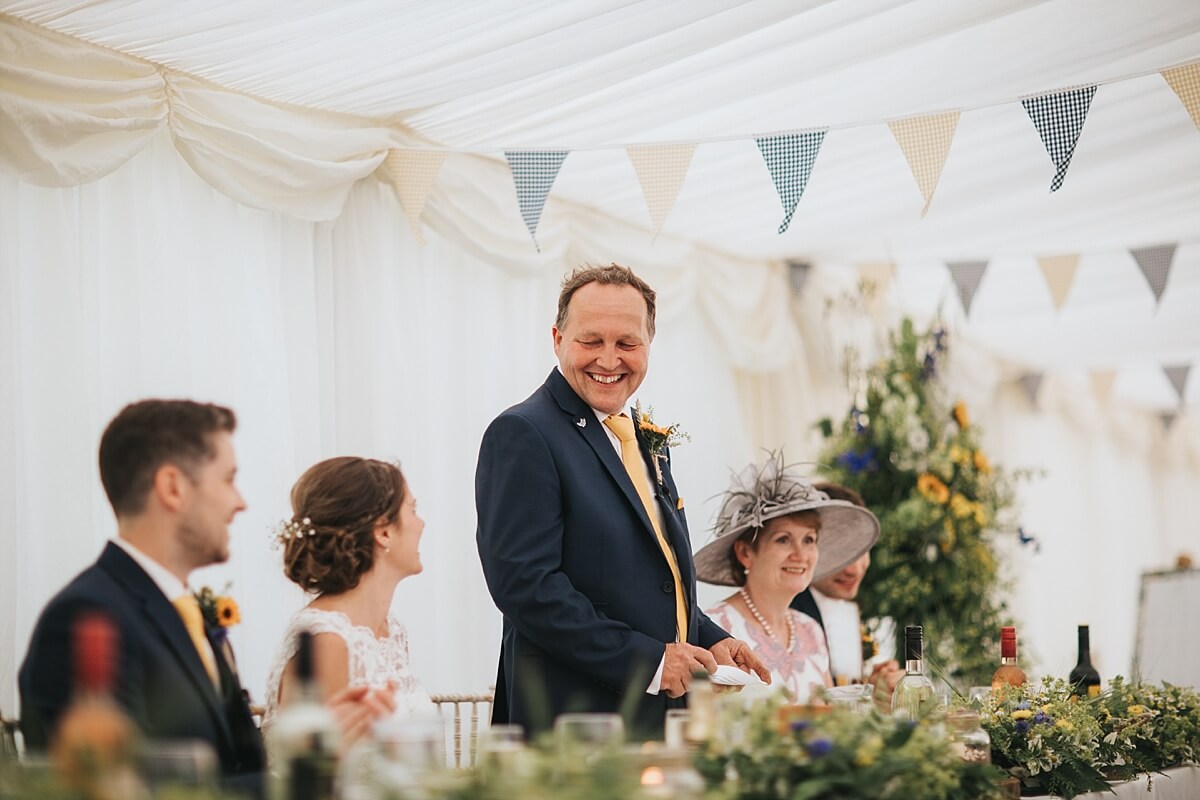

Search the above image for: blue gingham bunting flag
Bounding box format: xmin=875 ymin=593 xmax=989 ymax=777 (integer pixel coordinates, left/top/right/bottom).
xmin=1163 ymin=364 xmax=1191 ymax=404
xmin=1018 ymin=373 xmax=1044 ymax=407
xmin=1130 ymin=243 xmax=1177 ymax=306
xmin=755 ymin=130 xmax=827 ymax=234
xmin=1021 ymin=86 xmax=1097 ymax=192
xmin=947 ymin=260 xmax=989 ymax=316
xmin=505 ymin=150 xmax=569 ymax=250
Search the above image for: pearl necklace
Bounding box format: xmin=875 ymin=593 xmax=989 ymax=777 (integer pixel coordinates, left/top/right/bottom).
xmin=739 ymin=587 xmax=794 ymax=651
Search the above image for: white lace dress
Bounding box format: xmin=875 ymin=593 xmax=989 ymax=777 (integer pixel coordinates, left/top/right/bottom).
xmin=261 ymin=606 xmax=435 ymax=732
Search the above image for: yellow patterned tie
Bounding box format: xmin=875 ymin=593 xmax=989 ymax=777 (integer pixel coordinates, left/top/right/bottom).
xmin=173 ymin=595 xmax=220 ymax=689
xmin=603 ymin=414 xmax=688 ymax=643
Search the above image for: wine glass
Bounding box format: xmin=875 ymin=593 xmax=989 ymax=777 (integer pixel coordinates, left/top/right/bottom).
xmin=554 ymin=713 xmax=624 ymax=766
xmin=478 ymin=723 xmax=526 ymax=775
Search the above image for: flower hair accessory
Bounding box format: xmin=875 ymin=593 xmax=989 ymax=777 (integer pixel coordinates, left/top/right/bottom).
xmin=272 ymin=516 xmax=316 ymax=548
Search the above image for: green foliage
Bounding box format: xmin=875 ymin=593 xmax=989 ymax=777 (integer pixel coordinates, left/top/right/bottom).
xmin=695 ymin=696 xmax=1003 ymax=800
xmin=965 ymin=676 xmax=1200 ymax=798
xmin=816 ymin=319 xmax=1030 ymax=685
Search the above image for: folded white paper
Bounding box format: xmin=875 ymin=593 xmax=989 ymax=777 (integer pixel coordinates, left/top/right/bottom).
xmin=709 ymin=665 xmax=767 ymax=686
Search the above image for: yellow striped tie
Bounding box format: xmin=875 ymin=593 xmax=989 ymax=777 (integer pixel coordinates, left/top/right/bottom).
xmin=603 ymin=414 xmax=688 ymax=643
xmin=173 ymin=595 xmax=220 ymax=690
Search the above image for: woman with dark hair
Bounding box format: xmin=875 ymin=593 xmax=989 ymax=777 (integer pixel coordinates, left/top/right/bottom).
xmin=261 ymin=457 xmax=433 ymax=733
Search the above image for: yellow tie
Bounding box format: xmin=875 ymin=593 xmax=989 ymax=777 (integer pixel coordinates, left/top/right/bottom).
xmin=173 ymin=595 xmax=221 ymax=690
xmin=603 ymin=414 xmax=688 ymax=643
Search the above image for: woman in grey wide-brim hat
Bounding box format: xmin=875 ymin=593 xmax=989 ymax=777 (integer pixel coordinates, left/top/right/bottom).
xmin=697 ymin=452 xmax=879 ymax=703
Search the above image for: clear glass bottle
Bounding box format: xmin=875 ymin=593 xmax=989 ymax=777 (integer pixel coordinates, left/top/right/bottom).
xmin=684 ymin=670 xmax=715 ymax=744
xmin=990 ymin=626 xmax=1027 ymax=689
xmin=891 ymin=625 xmax=936 ymax=721
xmin=268 ymin=631 xmax=339 ymax=800
xmin=945 ymin=709 xmax=991 ymax=765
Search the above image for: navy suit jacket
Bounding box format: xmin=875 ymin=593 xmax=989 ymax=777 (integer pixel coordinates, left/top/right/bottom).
xmin=476 ymin=369 xmax=729 ymax=737
xmin=19 ymin=542 xmax=264 ymax=791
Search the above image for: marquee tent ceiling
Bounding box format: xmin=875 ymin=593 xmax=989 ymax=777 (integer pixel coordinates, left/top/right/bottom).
xmin=4 ymin=0 xmax=1199 ymax=405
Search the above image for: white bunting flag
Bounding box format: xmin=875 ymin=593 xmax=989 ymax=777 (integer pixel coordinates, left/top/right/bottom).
xmin=1161 ymin=62 xmax=1200 ymax=134
xmin=385 ymin=149 xmax=447 ymax=244
xmin=888 ymin=111 xmax=960 ymax=216
xmin=505 ymin=150 xmax=570 ymax=251
xmin=626 ymin=144 xmax=696 ymax=236
xmin=947 ymin=261 xmax=989 ymax=317
xmin=1036 ymin=254 xmax=1080 ymax=311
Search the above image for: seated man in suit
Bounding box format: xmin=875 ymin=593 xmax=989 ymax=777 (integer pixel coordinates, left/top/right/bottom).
xmin=790 ymin=482 xmax=903 ymax=700
xmin=19 ymin=399 xmax=391 ymax=795
xmin=476 ymin=263 xmax=768 ymax=738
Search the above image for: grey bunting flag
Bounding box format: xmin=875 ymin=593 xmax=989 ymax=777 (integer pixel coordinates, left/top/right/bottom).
xmin=505 ymin=150 xmax=569 ymax=251
xmin=1160 ymin=412 xmax=1178 ymax=433
xmin=1018 ymin=373 xmax=1044 ymax=406
xmin=947 ymin=260 xmax=989 ymax=316
xmin=756 ymin=130 xmax=827 ymax=234
xmin=1130 ymin=244 xmax=1177 ymax=307
xmin=1163 ymin=364 xmax=1191 ymax=404
xmin=1021 ymin=86 xmax=1098 ymax=192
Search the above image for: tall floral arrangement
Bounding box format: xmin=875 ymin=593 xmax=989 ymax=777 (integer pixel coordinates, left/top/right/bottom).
xmin=817 ymin=319 xmax=1031 ymax=685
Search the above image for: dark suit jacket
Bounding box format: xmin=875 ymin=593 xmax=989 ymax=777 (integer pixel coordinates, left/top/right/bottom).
xmin=790 ymin=589 xmax=825 ymax=632
xmin=19 ymin=542 xmax=264 ymax=791
xmin=476 ymin=369 xmax=729 ymax=738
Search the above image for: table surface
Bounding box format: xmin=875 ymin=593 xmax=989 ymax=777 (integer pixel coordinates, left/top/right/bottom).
xmin=1026 ymin=765 xmax=1198 ymax=800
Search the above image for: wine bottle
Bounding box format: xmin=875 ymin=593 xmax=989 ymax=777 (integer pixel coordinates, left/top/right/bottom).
xmin=891 ymin=625 xmax=936 ymax=721
xmin=268 ymin=632 xmax=339 ymax=800
xmin=990 ymin=626 xmax=1027 ymax=689
xmin=51 ymin=612 xmax=147 ymax=800
xmin=1068 ymin=625 xmax=1102 ymax=697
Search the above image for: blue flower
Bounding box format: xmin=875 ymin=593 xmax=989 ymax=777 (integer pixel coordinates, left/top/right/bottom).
xmin=1015 ymin=701 xmax=1031 ymax=710
xmin=1034 ymin=711 xmax=1050 ymax=724
xmin=790 ymin=720 xmax=810 ymax=732
xmin=1015 ymin=720 xmax=1030 ymax=734
xmin=836 ymin=447 xmax=877 ymax=474
xmin=920 ymin=351 xmax=938 ymax=381
xmin=806 ymin=738 xmax=834 ymax=758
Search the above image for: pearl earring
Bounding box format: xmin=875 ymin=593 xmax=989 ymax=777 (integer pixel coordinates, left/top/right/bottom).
xmin=385 ymin=546 xmax=391 ymax=553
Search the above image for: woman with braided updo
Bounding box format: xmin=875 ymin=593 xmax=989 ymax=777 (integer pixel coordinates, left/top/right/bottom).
xmin=262 ymin=457 xmax=434 ymax=735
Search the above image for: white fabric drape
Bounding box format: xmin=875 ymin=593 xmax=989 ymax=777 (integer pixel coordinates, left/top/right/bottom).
xmin=0 ymin=133 xmax=771 ymax=716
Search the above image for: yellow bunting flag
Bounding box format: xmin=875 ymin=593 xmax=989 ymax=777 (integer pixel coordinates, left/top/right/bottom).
xmin=626 ymin=144 xmax=697 ymax=236
xmin=1036 ymin=254 xmax=1080 ymax=311
xmin=1162 ymin=62 xmax=1200 ymax=134
xmin=888 ymin=111 xmax=960 ymax=216
xmin=1090 ymin=370 xmax=1117 ymax=406
xmin=385 ymin=149 xmax=447 ymax=244
xmin=856 ymin=262 xmax=895 ymax=320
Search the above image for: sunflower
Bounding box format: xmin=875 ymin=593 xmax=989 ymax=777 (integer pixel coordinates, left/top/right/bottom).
xmin=952 ymin=400 xmax=970 ymax=428
xmin=973 ymin=450 xmax=992 ymax=474
xmin=216 ymin=596 xmax=241 ymax=627
xmin=917 ymin=473 xmax=950 ymax=504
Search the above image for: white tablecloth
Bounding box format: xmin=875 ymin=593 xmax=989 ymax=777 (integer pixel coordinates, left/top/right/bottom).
xmin=1027 ymin=766 xmax=1199 ymax=800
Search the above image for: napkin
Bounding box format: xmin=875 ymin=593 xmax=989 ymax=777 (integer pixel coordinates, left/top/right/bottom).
xmin=710 ymin=665 xmax=767 ymax=686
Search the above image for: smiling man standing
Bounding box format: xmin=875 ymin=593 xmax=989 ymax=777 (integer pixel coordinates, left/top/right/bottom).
xmin=476 ymin=264 xmax=767 ymax=738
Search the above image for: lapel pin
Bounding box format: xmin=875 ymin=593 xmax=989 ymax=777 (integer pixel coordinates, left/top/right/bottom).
xmin=575 ymin=417 xmax=587 ymax=428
